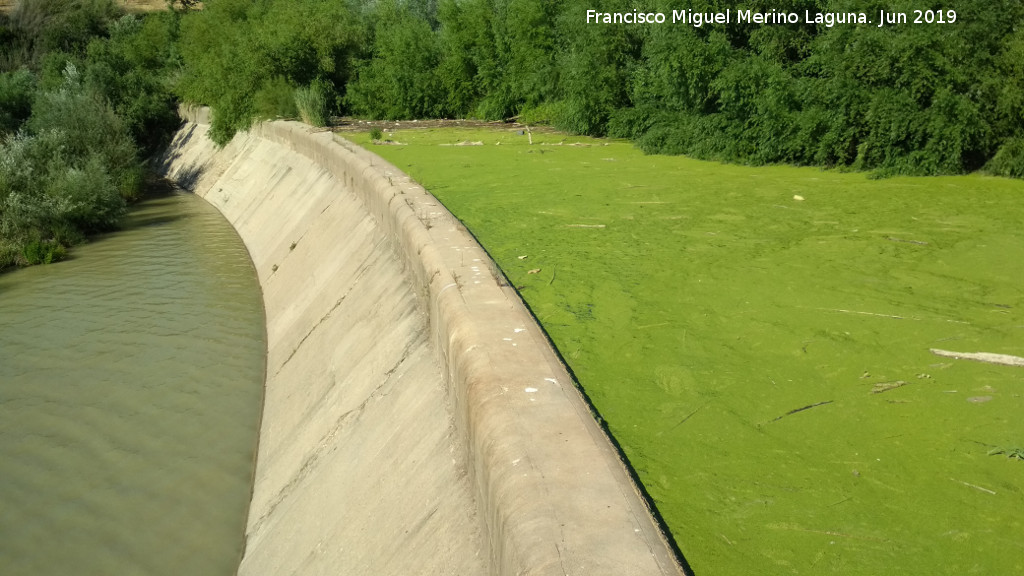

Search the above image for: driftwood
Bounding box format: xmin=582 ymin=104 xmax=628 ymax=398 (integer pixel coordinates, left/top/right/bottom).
xmin=929 ymin=349 xmax=1024 ymax=367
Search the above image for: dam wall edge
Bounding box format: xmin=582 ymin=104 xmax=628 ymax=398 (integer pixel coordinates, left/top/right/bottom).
xmin=168 ymin=107 xmax=685 ymax=576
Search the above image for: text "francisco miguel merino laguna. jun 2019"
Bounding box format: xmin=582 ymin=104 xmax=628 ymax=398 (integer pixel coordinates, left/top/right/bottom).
xmin=585 ymin=8 xmax=959 ymax=27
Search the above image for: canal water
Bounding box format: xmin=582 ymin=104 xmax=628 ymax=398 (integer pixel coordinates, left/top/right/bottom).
xmin=0 ymin=187 xmax=266 ymax=575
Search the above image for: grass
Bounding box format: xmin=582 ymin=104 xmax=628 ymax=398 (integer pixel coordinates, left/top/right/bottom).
xmin=345 ymin=127 xmax=1024 ymax=576
xmin=294 ymin=80 xmax=330 ymax=127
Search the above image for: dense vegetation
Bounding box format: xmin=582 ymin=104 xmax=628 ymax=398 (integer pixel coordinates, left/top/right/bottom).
xmin=175 ymin=0 xmax=1023 ymax=178
xmin=2 ymin=0 xmax=1020 ymax=269
xmin=175 ymin=0 xmax=360 ymax=143
xmin=0 ymin=0 xmax=181 ymax=269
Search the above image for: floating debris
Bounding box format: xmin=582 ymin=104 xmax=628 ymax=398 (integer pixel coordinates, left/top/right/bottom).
xmin=771 ymin=400 xmax=833 ymax=422
xmin=930 ymin=348 xmax=1024 ymax=367
xmin=887 ymin=237 xmax=929 ymax=245
xmin=872 ymin=380 xmax=907 ymax=394
xmin=988 ymin=446 xmax=1024 ymax=460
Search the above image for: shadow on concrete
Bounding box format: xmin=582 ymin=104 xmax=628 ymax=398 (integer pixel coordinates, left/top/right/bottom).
xmin=155 ymin=123 xmax=207 ymax=192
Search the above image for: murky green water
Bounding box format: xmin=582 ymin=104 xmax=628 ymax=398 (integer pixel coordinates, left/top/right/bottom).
xmin=361 ymin=128 xmax=1024 ymax=575
xmin=0 ymin=188 xmax=266 ymax=575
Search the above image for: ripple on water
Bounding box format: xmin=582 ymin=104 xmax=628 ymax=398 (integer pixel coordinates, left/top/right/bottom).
xmin=0 ymin=189 xmax=266 ymax=576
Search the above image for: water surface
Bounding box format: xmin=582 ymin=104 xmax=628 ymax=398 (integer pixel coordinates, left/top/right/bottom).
xmin=0 ymin=188 xmax=266 ymax=575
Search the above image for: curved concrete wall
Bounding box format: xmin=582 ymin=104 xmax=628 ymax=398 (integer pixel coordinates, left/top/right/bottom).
xmin=160 ymin=110 xmax=685 ymax=576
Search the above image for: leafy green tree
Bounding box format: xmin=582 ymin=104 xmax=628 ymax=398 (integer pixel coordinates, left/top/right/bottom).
xmin=347 ymin=0 xmax=445 ymax=119
xmin=177 ymin=0 xmax=360 ymax=144
xmin=547 ymin=0 xmax=638 ymax=135
xmin=84 ymin=12 xmax=182 ymax=155
xmin=613 ymin=0 xmax=1024 ymax=176
xmin=435 ymin=0 xmax=498 ymax=116
xmin=482 ymin=0 xmax=559 ymax=118
xmin=2 ymin=0 xmax=120 ymax=70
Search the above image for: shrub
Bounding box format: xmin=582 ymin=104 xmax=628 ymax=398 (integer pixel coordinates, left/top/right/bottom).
xmin=0 ymin=130 xmax=125 ymax=239
xmin=0 ymin=0 xmax=184 ymax=270
xmin=46 ymin=152 xmax=125 ymax=231
xmin=28 ymin=62 xmax=141 ymax=200
xmin=21 ymin=237 xmax=66 ymax=265
xmin=0 ymin=238 xmax=20 ymax=269
xmin=549 ymin=0 xmax=637 ymax=136
xmin=985 ymin=138 xmax=1024 ymax=179
xmin=294 ymin=78 xmax=332 ymax=127
xmin=517 ymin=101 xmax=560 ymax=126
xmin=0 ymin=68 xmax=35 ymax=134
xmin=0 ymin=61 xmax=132 ymax=270
xmin=254 ymin=75 xmax=298 ymax=120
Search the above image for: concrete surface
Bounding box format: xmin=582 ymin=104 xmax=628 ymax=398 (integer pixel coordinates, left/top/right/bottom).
xmin=160 ymin=107 xmax=686 ymax=576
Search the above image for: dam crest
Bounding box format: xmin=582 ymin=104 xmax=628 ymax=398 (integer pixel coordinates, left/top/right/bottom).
xmin=161 ymin=109 xmax=683 ymax=576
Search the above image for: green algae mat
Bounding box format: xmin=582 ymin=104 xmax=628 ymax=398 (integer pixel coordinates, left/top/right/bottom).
xmin=345 ymin=128 xmax=1024 ymax=575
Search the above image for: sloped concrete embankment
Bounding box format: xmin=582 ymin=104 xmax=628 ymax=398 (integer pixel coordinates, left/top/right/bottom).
xmin=161 ymin=110 xmax=684 ymax=576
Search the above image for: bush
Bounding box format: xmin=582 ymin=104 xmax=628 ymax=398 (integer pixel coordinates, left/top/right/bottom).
xmin=28 ymin=62 xmax=140 ymax=200
xmin=22 ymin=237 xmax=67 ymax=265
xmin=516 ymin=101 xmax=560 ymax=126
xmin=548 ymin=0 xmax=637 ymax=136
xmin=0 ymin=68 xmax=35 ymax=134
xmin=0 ymin=130 xmax=125 ymax=240
xmin=0 ymin=61 xmax=133 ymax=270
xmin=985 ymin=138 xmax=1024 ymax=179
xmin=0 ymin=238 xmax=20 ymax=268
xmin=254 ymin=75 xmax=298 ymax=120
xmin=294 ymin=78 xmax=332 ymax=127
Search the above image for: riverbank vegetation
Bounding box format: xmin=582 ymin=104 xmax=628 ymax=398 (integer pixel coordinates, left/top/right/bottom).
xmin=352 ymin=125 xmax=1024 ymax=575
xmin=174 ymin=0 xmax=1023 ymax=179
xmin=0 ymin=0 xmax=181 ymax=268
xmin=3 ymin=0 xmax=1021 ymax=270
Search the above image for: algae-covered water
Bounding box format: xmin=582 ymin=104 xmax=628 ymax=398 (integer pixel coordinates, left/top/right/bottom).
xmin=0 ymin=188 xmax=265 ymax=575
xmin=353 ymin=128 xmax=1024 ymax=575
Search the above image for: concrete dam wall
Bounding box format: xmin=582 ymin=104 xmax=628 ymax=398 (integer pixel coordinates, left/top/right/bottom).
xmin=160 ymin=111 xmax=684 ymax=576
